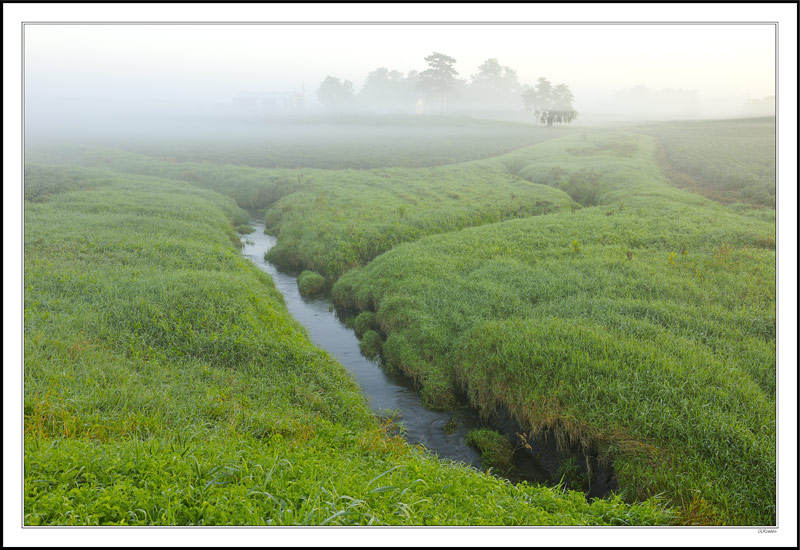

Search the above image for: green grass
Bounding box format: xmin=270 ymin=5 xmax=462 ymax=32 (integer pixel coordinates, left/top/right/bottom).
xmin=331 ymin=130 xmax=776 ymax=525
xmin=27 ymin=121 xmax=573 ymax=282
xmin=24 ymin=117 xmax=774 ymax=526
xmin=23 ymin=163 xmax=672 ymax=525
xmin=66 ymin=148 xmax=305 ymax=211
xmin=633 ymin=117 xmax=776 ymax=207
xmin=353 ymin=311 xmax=378 ymax=338
xmin=27 ymin=117 xmax=565 ymax=209
xmin=297 ymin=270 xmax=326 ymax=297
xmin=263 ymin=160 xmax=576 ymax=281
xmin=466 ymin=429 xmax=516 ymax=477
xmin=358 ymin=330 xmax=384 ymax=361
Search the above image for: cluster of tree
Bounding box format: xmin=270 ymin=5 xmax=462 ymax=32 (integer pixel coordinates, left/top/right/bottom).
xmin=315 ymin=52 xmax=578 ymax=125
xmin=521 ymin=77 xmax=578 ymax=126
xmin=316 ymin=76 xmax=357 ymax=111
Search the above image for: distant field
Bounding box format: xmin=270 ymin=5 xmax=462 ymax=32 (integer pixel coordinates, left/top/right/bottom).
xmin=28 ymin=115 xmax=565 ymax=170
xmin=634 ymin=118 xmax=776 ymax=207
xmin=332 ymin=130 xmax=776 ymax=525
xmin=23 ymin=164 xmax=672 ymax=525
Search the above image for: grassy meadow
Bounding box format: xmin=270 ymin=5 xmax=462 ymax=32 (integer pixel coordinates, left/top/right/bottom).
xmin=261 ymin=161 xmax=575 ymax=280
xmin=29 ymin=120 xmax=570 ymax=282
xmin=331 ymin=129 xmax=776 ymax=524
xmin=23 ymin=161 xmax=671 ymax=525
xmin=23 ymin=115 xmax=775 ymax=526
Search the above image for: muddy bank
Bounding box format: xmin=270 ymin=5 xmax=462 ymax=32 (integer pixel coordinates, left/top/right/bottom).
xmin=485 ymin=406 xmax=616 ymax=498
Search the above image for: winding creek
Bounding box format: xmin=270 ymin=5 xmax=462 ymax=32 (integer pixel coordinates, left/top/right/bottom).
xmin=239 ymin=221 xmax=600 ymax=492
xmin=241 ymin=221 xmax=489 ymax=468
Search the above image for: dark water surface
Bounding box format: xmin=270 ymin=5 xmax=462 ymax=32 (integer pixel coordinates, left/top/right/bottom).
xmin=240 ymin=222 xmax=488 ymax=469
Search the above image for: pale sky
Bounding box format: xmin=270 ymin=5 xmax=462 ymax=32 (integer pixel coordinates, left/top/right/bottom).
xmin=24 ymin=23 xmax=775 ymax=109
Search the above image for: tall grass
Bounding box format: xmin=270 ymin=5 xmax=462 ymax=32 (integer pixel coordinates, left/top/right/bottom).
xmin=263 ymin=160 xmax=576 ymax=280
xmin=29 ymin=122 xmax=575 ymax=282
xmin=332 ymin=130 xmax=776 ymax=525
xmin=23 ymin=163 xmax=671 ymax=525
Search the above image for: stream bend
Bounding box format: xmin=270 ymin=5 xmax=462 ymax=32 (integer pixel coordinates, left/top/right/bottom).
xmin=241 ymin=222 xmax=488 ymax=469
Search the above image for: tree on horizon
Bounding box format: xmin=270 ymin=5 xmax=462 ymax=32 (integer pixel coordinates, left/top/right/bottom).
xmin=417 ymin=52 xmax=459 ymax=116
xmin=521 ymin=77 xmax=578 ymax=126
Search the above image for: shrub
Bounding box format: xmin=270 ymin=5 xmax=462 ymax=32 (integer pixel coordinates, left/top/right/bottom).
xmin=297 ymin=270 xmax=326 ymax=297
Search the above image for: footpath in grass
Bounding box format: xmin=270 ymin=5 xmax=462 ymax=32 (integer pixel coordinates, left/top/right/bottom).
xmin=23 ymin=164 xmax=672 ymax=525
xmin=331 ymin=130 xmax=776 ymax=525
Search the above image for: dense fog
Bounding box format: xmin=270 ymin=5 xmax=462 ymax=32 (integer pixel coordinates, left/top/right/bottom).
xmin=24 ymin=23 xmax=776 ymax=145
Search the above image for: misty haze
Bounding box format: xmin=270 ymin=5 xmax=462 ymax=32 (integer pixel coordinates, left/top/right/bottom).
xmin=22 ymin=21 xmax=778 ymax=530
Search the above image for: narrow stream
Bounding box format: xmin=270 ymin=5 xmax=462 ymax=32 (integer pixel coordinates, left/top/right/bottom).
xmin=237 ymin=220 xmax=598 ymax=493
xmin=241 ymin=222 xmax=489 ymax=468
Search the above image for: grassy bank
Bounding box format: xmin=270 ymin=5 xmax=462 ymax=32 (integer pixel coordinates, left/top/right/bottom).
xmin=23 ymin=163 xmax=671 ymax=525
xmin=263 ymin=160 xmax=576 ymax=280
xmin=52 ymin=148 xmax=304 ymax=211
xmin=55 ymin=150 xmax=578 ymax=282
xmin=331 ymin=131 xmax=776 ymax=524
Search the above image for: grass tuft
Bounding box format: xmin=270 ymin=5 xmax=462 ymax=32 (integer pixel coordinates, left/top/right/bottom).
xmin=466 ymin=428 xmax=516 ymax=477
xmin=297 ymin=270 xmax=326 ymax=297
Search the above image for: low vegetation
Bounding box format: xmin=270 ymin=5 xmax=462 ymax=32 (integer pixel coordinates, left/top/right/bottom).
xmin=634 ymin=117 xmax=776 ymax=207
xmin=66 ymin=148 xmax=304 ymax=211
xmin=28 ymin=121 xmax=574 ymax=282
xmin=353 ymin=311 xmax=378 ymax=338
xmin=297 ymin=270 xmax=326 ymax=297
xmin=23 ymin=116 xmax=775 ymax=527
xmin=263 ymin=160 xmax=575 ymax=281
xmin=332 ymin=130 xmax=776 ymax=525
xmin=466 ymin=429 xmax=516 ymax=477
xmin=358 ymin=330 xmax=384 ymax=361
xmin=23 ymin=163 xmax=673 ymax=525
